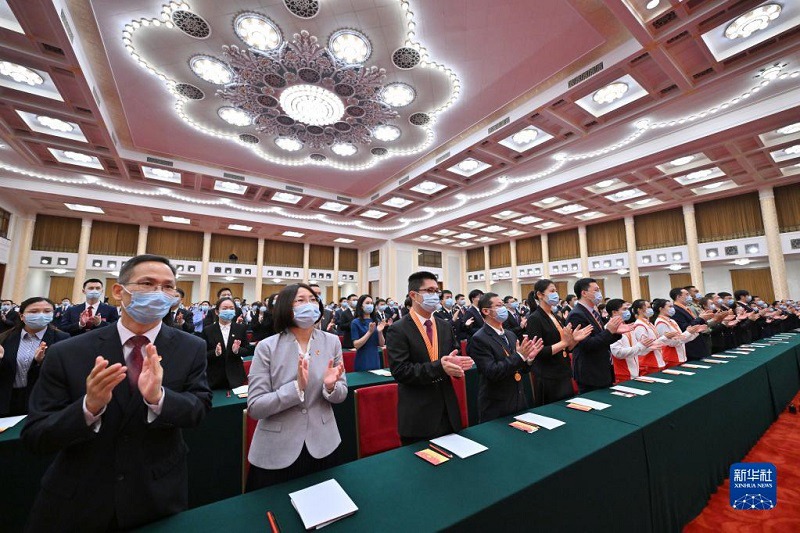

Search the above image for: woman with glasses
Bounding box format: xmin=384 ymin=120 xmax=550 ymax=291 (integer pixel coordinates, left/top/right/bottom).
xmin=351 ymin=294 xmax=386 ymax=371
xmin=202 ymin=297 xmax=253 ymax=390
xmin=246 ymin=283 xmax=347 ymax=490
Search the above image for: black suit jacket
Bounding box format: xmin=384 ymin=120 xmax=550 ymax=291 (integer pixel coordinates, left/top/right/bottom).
xmin=567 ymin=304 xmax=620 ymax=388
xmin=22 ymin=324 xmax=211 ymax=531
xmin=503 ymin=311 xmax=524 ymax=338
xmin=387 ymin=314 xmax=461 ymax=439
xmin=0 ymin=309 xmax=18 ymax=334
xmin=672 ymin=305 xmax=709 ymax=361
xmin=526 ymin=306 xmax=572 ymax=380
xmin=162 ymin=308 xmax=194 ymax=334
xmin=202 ymin=306 xmax=243 ymax=328
xmin=202 ymin=322 xmax=252 ymax=389
xmin=0 ymin=327 xmax=70 ymax=415
xmin=461 ymin=306 xmax=484 ymax=338
xmin=59 ymin=302 xmax=120 ymax=336
xmin=468 ymin=324 xmax=530 ymax=423
xmin=337 ymin=307 xmax=356 ymax=348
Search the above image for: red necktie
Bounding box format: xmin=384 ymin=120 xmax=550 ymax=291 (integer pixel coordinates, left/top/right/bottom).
xmin=424 ymin=319 xmax=434 ymax=344
xmin=127 ymin=336 xmax=148 ymax=388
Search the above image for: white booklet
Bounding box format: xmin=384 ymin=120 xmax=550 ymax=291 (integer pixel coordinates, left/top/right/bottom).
xmin=565 ymin=397 xmax=611 ymax=410
xmin=611 ymin=385 xmax=651 ymax=396
xmin=368 ymin=369 xmax=392 ymax=376
xmin=514 ymin=412 xmax=566 ymax=430
xmin=662 ymin=369 xmax=695 ymax=375
xmin=289 ymin=479 xmax=358 ymax=530
xmin=0 ymin=415 xmax=26 ymax=431
xmin=682 ymin=363 xmax=711 ymax=369
xmin=231 ymin=385 xmax=249 ymax=396
xmin=430 ymin=433 xmax=488 ymax=458
xmin=634 ymin=376 xmax=672 ymax=384
xmin=701 ymin=358 xmax=727 ymax=364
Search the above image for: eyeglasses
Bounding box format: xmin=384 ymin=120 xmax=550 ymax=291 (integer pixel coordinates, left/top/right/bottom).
xmin=416 ymin=288 xmax=442 ymax=296
xmin=126 ymin=282 xmax=180 ymax=297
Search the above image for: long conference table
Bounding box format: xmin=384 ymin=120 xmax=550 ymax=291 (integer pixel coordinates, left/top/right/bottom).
xmin=139 ymin=334 xmax=800 ymax=533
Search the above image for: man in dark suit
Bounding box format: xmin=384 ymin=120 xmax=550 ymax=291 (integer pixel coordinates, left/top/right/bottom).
xmin=22 ymin=254 xmax=212 ymax=531
xmin=163 ymin=287 xmax=194 ymax=333
xmin=53 ymin=298 xmax=71 ymax=325
xmin=670 ymin=287 xmax=711 ymax=361
xmin=59 ymin=279 xmax=119 ymax=336
xmin=387 ymin=271 xmax=473 ymax=445
xmin=309 ymin=284 xmax=335 ymax=332
xmin=202 ymin=287 xmax=243 ymax=328
xmin=502 ymin=295 xmax=526 ymax=337
xmin=567 ymin=278 xmax=623 ymax=394
xmin=460 ymin=289 xmax=484 ymax=339
xmin=468 ymin=293 xmax=541 ymax=422
xmin=337 ymin=294 xmax=358 ymax=348
xmin=1 ymin=299 xmax=20 ymax=334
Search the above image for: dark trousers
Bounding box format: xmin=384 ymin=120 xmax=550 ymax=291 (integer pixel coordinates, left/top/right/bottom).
xmin=9 ymin=387 xmax=29 ymax=416
xmin=400 ymin=409 xmax=454 ymax=446
xmin=532 ymin=375 xmax=574 ymax=407
xmin=246 ymin=444 xmax=343 ymax=492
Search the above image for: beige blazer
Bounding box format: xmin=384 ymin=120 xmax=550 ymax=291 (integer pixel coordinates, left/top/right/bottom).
xmin=247 ymin=329 xmax=348 ymax=469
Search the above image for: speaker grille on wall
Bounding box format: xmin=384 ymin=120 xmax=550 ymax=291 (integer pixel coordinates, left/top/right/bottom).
xmin=725 ymin=246 xmax=739 ymax=256
xmin=791 ymin=239 xmax=800 ymax=250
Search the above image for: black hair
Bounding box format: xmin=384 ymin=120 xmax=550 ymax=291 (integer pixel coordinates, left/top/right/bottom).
xmin=529 ymin=279 xmax=556 ymax=312
xmin=669 ymin=287 xmax=686 ymax=301
xmin=176 ymin=287 xmax=185 ymax=298
xmin=565 ymin=294 xmax=576 ymax=304
xmin=267 ymin=293 xmax=279 ymax=311
xmin=408 ymin=271 xmax=438 ymax=294
xmin=0 ymin=297 xmax=59 ymax=344
xmin=83 ymin=278 xmax=103 ymax=288
xmin=455 ymin=293 xmax=465 ymax=301
xmin=346 ymin=293 xmax=358 ymax=300
xmin=650 ymin=299 xmax=669 ymax=324
xmin=216 ymin=287 xmax=232 ymax=297
xmin=718 ymin=291 xmax=732 ymax=298
xmin=274 ymin=283 xmax=324 ymax=333
xmin=118 ymin=255 xmax=176 ymax=285
xmin=441 ymin=289 xmax=453 ymax=299
xmin=215 ymin=297 xmax=234 ymax=311
xmin=503 ymin=295 xmax=515 ymax=304
xmin=684 ymin=285 xmax=696 ymax=291
xmin=468 ymin=289 xmax=484 ymax=302
xmin=573 ymin=278 xmax=596 ymax=298
xmin=605 ymin=298 xmax=625 ymax=315
xmin=339 ymin=297 xmax=347 ymax=304
xmin=631 ymin=299 xmax=648 ymax=318
xmin=478 ymin=292 xmax=498 ymax=314
xmin=356 ymin=294 xmax=377 ymax=321
xmin=734 ymin=289 xmax=750 ymax=301
xmin=404 ymin=296 xmax=412 ymax=308
xmin=699 ymin=297 xmax=712 ymax=310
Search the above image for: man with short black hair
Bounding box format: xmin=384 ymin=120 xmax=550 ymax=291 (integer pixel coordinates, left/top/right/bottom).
xmin=59 ymin=279 xmax=119 ymax=336
xmin=0 ymin=299 xmax=18 ymax=334
xmin=387 ymin=271 xmax=473 ymax=445
xmin=337 ymin=293 xmax=358 ymax=348
xmin=670 ymin=287 xmax=711 ymax=360
xmin=309 ymin=283 xmax=334 ymax=332
xmin=502 ymin=295 xmax=526 ymax=337
xmin=460 ymin=289 xmax=484 ymax=338
xmin=203 ymin=287 xmax=243 ymax=327
xmin=163 ymin=287 xmax=194 ymax=333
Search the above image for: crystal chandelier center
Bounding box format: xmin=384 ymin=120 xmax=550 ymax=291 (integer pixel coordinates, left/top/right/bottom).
xmin=279 ymin=84 xmax=345 ymax=127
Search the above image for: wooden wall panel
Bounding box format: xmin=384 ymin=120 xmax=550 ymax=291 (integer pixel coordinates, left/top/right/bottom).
xmin=634 ymin=208 xmax=686 ymax=250
xmin=668 ymin=272 xmax=692 ymax=290
xmin=695 ymin=193 xmax=764 ymax=242
xmin=88 ymin=221 xmax=138 ymax=256
xmin=516 ymin=236 xmax=542 ymax=264
xmin=774 ymin=183 xmax=800 ymax=232
xmin=177 ymin=280 xmax=194 ymax=302
xmin=587 ymin=219 xmax=626 ymax=255
xmin=32 ymin=215 xmax=82 ymax=252
xmin=548 ymin=229 xmax=579 ymax=261
xmin=209 ymin=282 xmax=244 ymax=302
xmin=146 ymin=227 xmax=204 ymax=260
xmin=263 ymin=240 xmax=304 ymax=267
xmin=467 ymin=247 xmax=485 ymax=271
xmin=489 ymin=242 xmax=511 ymax=269
xmin=48 ymin=276 xmax=74 ymax=302
xmin=730 ymin=268 xmax=775 ymax=303
xmin=210 ymin=234 xmax=259 ymax=263
xmin=309 ymin=245 xmax=334 ymax=269
xmin=622 ymin=276 xmax=651 ymax=302
xmin=339 ymin=248 xmax=358 ymax=271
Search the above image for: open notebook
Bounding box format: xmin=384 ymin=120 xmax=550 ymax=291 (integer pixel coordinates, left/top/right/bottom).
xmin=289 ymin=479 xmax=358 ymax=530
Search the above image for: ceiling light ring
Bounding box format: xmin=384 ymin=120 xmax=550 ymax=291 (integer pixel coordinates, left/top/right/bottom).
xmin=328 ymin=28 xmax=372 ymax=65
xmin=233 ymin=12 xmax=283 ymax=51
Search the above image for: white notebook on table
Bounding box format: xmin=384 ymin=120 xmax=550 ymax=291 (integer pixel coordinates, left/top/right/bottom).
xmin=289 ymin=479 xmax=358 ymax=530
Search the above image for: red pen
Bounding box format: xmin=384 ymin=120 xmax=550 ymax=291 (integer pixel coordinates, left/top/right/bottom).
xmin=428 ymin=443 xmax=453 ymax=459
xmin=267 ymin=511 xmax=281 ymax=533
xmin=226 ymin=391 xmax=231 ymax=398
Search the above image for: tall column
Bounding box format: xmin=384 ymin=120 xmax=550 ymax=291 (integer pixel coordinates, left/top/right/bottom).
xmin=357 ymin=249 xmax=366 ymax=295
xmin=541 ymin=233 xmax=550 ymax=278
xmin=510 ymin=239 xmax=519 ymax=298
xmin=10 ymin=216 xmax=35 ymax=303
xmin=136 ymin=224 xmax=148 ymax=255
xmin=332 ymin=246 xmax=340 ymax=302
xmin=199 ymin=231 xmax=211 ymax=302
xmin=302 ymin=242 xmax=310 ymax=283
xmin=71 ymin=218 xmax=92 ymax=303
xmin=624 ymin=216 xmax=641 ymax=300
xmin=385 ymin=241 xmax=399 ymax=299
xmin=254 ymin=238 xmax=265 ymax=302
xmin=483 ymin=245 xmax=491 ymax=292
xmin=759 ymin=188 xmax=789 ymax=299
xmin=682 ymin=204 xmax=704 ymax=292
xmin=578 ymin=225 xmax=590 ymax=277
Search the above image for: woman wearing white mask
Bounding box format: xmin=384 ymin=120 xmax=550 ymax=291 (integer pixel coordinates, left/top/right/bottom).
xmin=651 ymin=299 xmax=702 ymax=366
xmin=202 ymin=297 xmax=252 ymax=390
xmin=630 ymin=299 xmax=678 ymax=375
xmin=0 ymin=297 xmax=69 ymax=416
xmin=246 ymin=283 xmax=347 ymax=490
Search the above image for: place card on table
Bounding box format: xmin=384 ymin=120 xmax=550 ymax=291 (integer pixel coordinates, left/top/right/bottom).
xmin=611 ymin=385 xmax=651 ymax=396
xmin=514 ymin=412 xmax=566 ymax=430
xmin=682 ymin=363 xmax=711 ymax=369
xmin=635 ymin=376 xmax=673 ymax=384
xmin=565 ymin=397 xmax=611 ymax=411
xmin=430 ymin=434 xmax=488 ymax=459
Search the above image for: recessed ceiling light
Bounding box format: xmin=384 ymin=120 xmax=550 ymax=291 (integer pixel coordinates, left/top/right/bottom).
xmin=592 ymin=82 xmax=629 ymax=104
xmin=475 ymin=236 xmax=496 ymax=243
xmin=373 ymin=124 xmax=401 ymax=142
xmin=458 ymin=158 xmax=480 ymax=172
xmin=334 ymin=237 xmax=355 ymax=243
xmin=668 ymin=264 xmax=684 ymax=271
xmin=733 ymin=258 xmax=752 ymax=266
xmin=642 ymin=256 xmax=651 ymax=264
xmin=189 ymin=55 xmax=233 ymax=85
xmin=417 ymin=235 xmax=435 ymax=241
xmin=280 ymin=84 xmax=345 ymax=126
xmin=36 ymin=115 xmax=73 ymax=132
xmin=63 ymin=150 xmax=93 ymax=163
xmin=706 ymin=249 xmax=719 ymax=258
xmin=234 ymin=13 xmax=282 ymax=51
xmin=503 ymin=229 xmax=525 ymax=237
xmin=634 ymin=199 xmax=652 ymax=205
xmin=540 ymin=196 xmax=560 ymax=204
xmin=758 ymin=64 xmax=785 ymax=80
xmin=218 ymin=107 xmax=252 ymax=126
xmin=52 ymin=268 xmax=68 ymax=274
xmin=747 ymin=244 xmax=759 ymax=254
xmin=319 ymin=201 xmax=348 ymax=212
xmin=554 ymin=204 xmax=587 ymax=214
xmin=410 ymin=181 xmax=446 ymax=194
xmin=535 ymin=221 xmax=561 ymax=229
xmin=360 ymin=209 xmax=387 ymax=219
xmin=724 ymin=4 xmax=782 ymax=40
xmin=214 ymin=181 xmax=248 ymax=195
xmin=492 ymin=210 xmax=522 ymax=220
xmin=331 ymin=143 xmax=357 ymax=157
xmin=785 ymin=145 xmax=800 ymax=155
xmin=512 ymin=127 xmax=538 ymax=145
xmin=703 ymin=182 xmax=725 ymax=190
xmin=381 ymin=82 xmax=416 ymax=107
xmin=777 ymin=123 xmax=800 ymax=136
xmin=657 ymin=254 xmax=667 ymax=262
xmin=275 ymin=136 xmax=303 ymax=152
xmin=48 ymin=148 xmax=102 ymax=169
xmin=142 ymin=166 xmax=181 ymax=183
xmin=455 ymin=241 xmax=471 ymax=247
xmin=646 ymin=0 xmax=660 ymax=9
xmin=273 ymin=192 xmax=303 ymax=204
xmin=228 ymin=224 xmax=252 ymax=232
xmin=616 ymin=268 xmax=629 ymax=275
xmin=670 ymin=156 xmax=695 ymax=166
xmin=454 ymin=232 xmax=477 ymax=239
xmin=382 ymin=197 xmax=413 ymax=208
xmin=65 ymin=203 xmax=104 ymax=214
xmin=606 ymin=188 xmax=644 ymax=202
xmin=163 ymin=215 xmax=190 ymax=224
xmin=576 ymin=211 xmax=604 ymax=220
xmin=481 ymin=225 xmax=506 ymax=233
xmin=437 ymin=238 xmax=455 ymax=244
xmin=685 ymin=169 xmax=713 ymax=180
xmin=282 ymin=231 xmax=305 ymax=238
xmin=514 ymin=216 xmax=542 ymax=225
xmin=460 ymin=220 xmax=485 ymax=228
xmin=434 ymin=229 xmax=456 ymax=236
xmin=596 ymin=179 xmax=616 ymax=188
xmin=0 ymin=61 xmax=43 ymax=85
xmin=329 ymin=29 xmax=371 ymax=64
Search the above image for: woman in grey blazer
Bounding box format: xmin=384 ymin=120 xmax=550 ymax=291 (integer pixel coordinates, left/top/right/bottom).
xmin=246 ymin=283 xmax=347 ymax=490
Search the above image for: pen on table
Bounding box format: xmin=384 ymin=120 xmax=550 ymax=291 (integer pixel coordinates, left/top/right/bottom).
xmin=267 ymin=510 xmax=281 ymax=533
xmin=515 ymin=419 xmax=540 ymax=430
xmin=428 ymin=443 xmax=453 ymax=458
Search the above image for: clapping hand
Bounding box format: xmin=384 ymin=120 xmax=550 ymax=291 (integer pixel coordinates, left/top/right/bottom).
xmin=699 ymin=310 xmax=714 ymax=321
xmin=640 ymin=337 xmax=655 ymax=348
xmin=517 ymin=335 xmax=544 ymax=361
xmin=464 ymin=317 xmax=475 ymax=327
xmin=215 ymin=342 xmax=223 ymax=356
xmin=560 ymin=323 xmax=575 ymax=345
xmin=232 ymin=339 xmax=241 ymax=354
xmin=572 ymin=324 xmax=593 ymax=344
xmin=175 ymin=312 xmax=185 ymax=326
xmin=236 ymin=314 xmax=244 ymax=324
xmin=441 ymin=349 xmax=473 ymax=378
xmin=91 ymin=313 xmax=102 ymax=327
xmin=79 ymin=308 xmax=92 ymax=328
xmin=377 ymin=320 xmax=387 ymax=332
xmin=323 ymin=358 xmax=345 ymax=393
xmin=138 ymin=344 xmax=164 ymax=405
xmin=664 ymin=331 xmax=680 ymax=339
xmin=368 ymin=322 xmax=377 ymax=333
xmin=297 ymin=355 xmax=309 ymax=391
xmin=34 ymin=341 xmax=48 ymax=363
xmin=606 ymin=316 xmax=624 ymax=334
xmin=85 ymin=356 xmax=127 ymax=415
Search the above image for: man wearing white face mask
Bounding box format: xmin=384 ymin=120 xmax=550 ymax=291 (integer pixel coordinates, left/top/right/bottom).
xmin=0 ymin=297 xmax=70 ymax=416
xmin=23 ymin=254 xmax=212 ymax=531
xmin=59 ymin=278 xmax=119 ymax=336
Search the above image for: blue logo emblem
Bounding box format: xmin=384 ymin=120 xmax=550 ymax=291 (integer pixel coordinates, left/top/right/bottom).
xmin=730 ymin=462 xmax=776 ymax=510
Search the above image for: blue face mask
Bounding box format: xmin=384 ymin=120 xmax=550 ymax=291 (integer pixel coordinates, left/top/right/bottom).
xmin=294 ymin=303 xmax=321 ymax=328
xmin=592 ymin=290 xmax=603 ymax=305
xmin=349 ymin=300 xmax=357 ymax=309
xmin=378 ymin=304 xmax=387 ymax=312
xmin=363 ymin=304 xmax=375 ymax=314
xmin=85 ymin=290 xmax=102 ymax=301
xmin=546 ymin=292 xmax=560 ymax=306
xmin=24 ymin=312 xmax=53 ymax=330
xmin=645 ymin=308 xmax=654 ymax=318
xmin=494 ymin=306 xmax=509 ymax=322
xmin=746 ymin=296 xmax=752 ymax=303
xmin=259 ymin=306 xmax=267 ymax=312
xmin=200 ymin=305 xmax=209 ymax=312
xmin=551 ymin=305 xmax=559 ymax=314
xmin=218 ymin=309 xmax=236 ymax=322
xmin=726 ymin=299 xmax=734 ymax=306
xmin=709 ymin=304 xmax=716 ymax=311
xmin=444 ymin=298 xmax=455 ymax=308
xmin=510 ymin=302 xmax=519 ymax=310
xmin=1 ymin=304 xmax=10 ymax=313
xmin=123 ymin=288 xmax=178 ymax=324
xmin=621 ymin=310 xmax=631 ymax=322
xmin=457 ymin=299 xmax=466 ymax=307
xmin=667 ymin=307 xmax=676 ymax=317
xmin=684 ymin=295 xmax=693 ymax=304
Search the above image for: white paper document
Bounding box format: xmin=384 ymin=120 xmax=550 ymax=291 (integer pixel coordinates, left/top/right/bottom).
xmin=662 ymin=369 xmax=695 ymax=375
xmin=0 ymin=415 xmax=26 ymax=430
xmin=701 ymin=358 xmax=727 ymax=364
xmin=682 ymin=363 xmax=711 ymax=369
xmin=430 ymin=434 xmax=488 ymax=458
xmin=635 ymin=376 xmax=672 ymax=384
xmin=368 ymin=369 xmax=392 ymax=376
xmin=514 ymin=412 xmax=566 ymax=430
xmin=289 ymin=479 xmax=358 ymax=530
xmin=231 ymin=385 xmax=249 ymax=395
xmin=611 ymin=385 xmax=651 ymax=396
xmin=565 ymin=397 xmax=611 ymax=410
xmin=712 ymin=355 xmax=737 ymax=359
xmin=726 ymin=351 xmax=750 ymax=355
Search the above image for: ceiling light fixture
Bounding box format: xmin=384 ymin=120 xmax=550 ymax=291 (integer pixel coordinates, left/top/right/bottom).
xmin=373 ymin=124 xmax=401 ymax=142
xmin=189 ymin=55 xmax=233 ymax=85
xmin=334 ymin=238 xmax=355 ymax=243
xmin=724 ymin=4 xmax=782 ymax=40
xmin=282 ymin=231 xmax=304 ymax=238
xmin=273 ymin=192 xmax=303 ymax=204
xmin=329 ymin=29 xmax=371 ymax=64
xmin=511 ymin=127 xmax=538 ymax=145
xmin=733 ymin=258 xmax=752 ymax=266
xmin=228 ymin=224 xmax=252 ymax=231
xmin=143 ymin=166 xmax=181 ymax=183
xmin=540 ymin=197 xmax=559 ymax=204
xmin=0 ymin=61 xmax=44 ymax=85
xmin=596 ymin=179 xmax=616 ymax=188
xmin=382 ymin=197 xmax=413 ymax=208
xmin=275 ymin=136 xmax=303 ymax=152
xmin=410 ymin=181 xmax=446 ymax=194
xmin=668 ymin=264 xmax=684 ymax=271
xmin=360 ymin=209 xmax=387 ymax=219
xmin=380 ymin=82 xmax=416 ymax=107
xmin=214 ymin=181 xmax=247 ymax=194
xmin=785 ymin=145 xmax=800 ymax=155
xmin=62 ymin=151 xmax=93 ymax=163
xmin=234 ymin=13 xmax=282 ymax=51
xmin=279 ymin=84 xmax=345 ymax=126
xmin=218 ymin=107 xmax=252 ymax=126
xmin=592 ymin=82 xmax=629 ymax=104
xmin=670 ymin=155 xmax=695 ymax=166
xmin=65 ymin=203 xmax=104 ymax=214
xmin=514 ymin=216 xmax=541 ymax=225
xmin=645 ymin=0 xmax=660 ymax=9
xmin=703 ymin=182 xmax=725 ymax=190
xmin=163 ymin=215 xmax=190 ymax=224
xmin=777 ymin=123 xmax=800 ymax=135
xmin=331 ymin=143 xmax=357 ymax=157
xmin=36 ymin=115 xmax=74 ymax=132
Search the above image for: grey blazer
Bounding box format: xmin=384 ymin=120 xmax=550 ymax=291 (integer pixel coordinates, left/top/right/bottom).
xmin=247 ymin=329 xmax=348 ymax=470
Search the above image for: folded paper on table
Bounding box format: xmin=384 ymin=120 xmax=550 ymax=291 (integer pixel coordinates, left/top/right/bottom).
xmin=565 ymin=397 xmax=611 ymax=410
xmin=430 ymin=434 xmax=488 ymax=459
xmin=289 ymin=479 xmax=358 ymax=530
xmin=635 ymin=376 xmax=672 ymax=383
xmin=514 ymin=412 xmax=566 ymax=430
xmin=701 ymin=358 xmax=727 ymax=364
xmin=368 ymin=369 xmax=392 ymax=376
xmin=415 ymin=449 xmax=450 ymax=465
xmin=611 ymin=385 xmax=651 ymax=396
xmin=231 ymin=385 xmax=248 ymax=396
xmin=662 ymin=369 xmax=695 ymax=375
xmin=682 ymin=363 xmax=711 ymax=369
